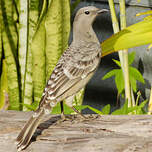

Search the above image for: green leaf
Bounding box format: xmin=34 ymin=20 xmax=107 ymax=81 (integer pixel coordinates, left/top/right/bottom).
xmin=21 ymin=103 xmax=36 ymax=111
xmin=45 ymin=0 xmax=70 ymax=80
xmin=101 ymin=19 xmax=152 ymax=57
xmin=129 ymin=75 xmax=137 ymax=92
xmin=2 ymin=0 xmax=20 ymax=110
xmin=115 ymin=70 xmax=124 ymax=94
xmin=129 ymin=67 xmax=145 ymax=83
xmin=112 ymin=59 xmax=121 ymax=67
xmin=101 ymin=104 xmax=111 ymax=114
xmin=102 ymin=69 xmax=119 ymax=80
xmin=31 ymin=18 xmax=46 ymax=106
xmin=87 ymin=105 xmax=103 ymax=114
xmin=0 ymin=60 xmax=8 ymax=109
xmin=112 ymin=100 xmax=135 ymax=115
xmin=128 ymin=51 xmax=136 ymax=65
xmin=136 ymin=100 xmax=148 ymax=114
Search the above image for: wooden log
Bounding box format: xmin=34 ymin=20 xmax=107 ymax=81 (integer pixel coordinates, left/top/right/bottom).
xmin=0 ymin=110 xmax=152 ymax=152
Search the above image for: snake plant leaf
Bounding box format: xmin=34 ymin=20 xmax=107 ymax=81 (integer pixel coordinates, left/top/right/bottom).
xmin=18 ymin=0 xmax=28 ymax=97
xmin=45 ymin=0 xmax=70 ymax=79
xmin=2 ymin=0 xmax=20 ymax=110
xmin=31 ymin=18 xmax=46 ymax=107
xmin=0 ymin=60 xmax=8 ymax=109
xmin=101 ymin=19 xmax=152 ymax=57
xmin=23 ymin=0 xmax=42 ymax=111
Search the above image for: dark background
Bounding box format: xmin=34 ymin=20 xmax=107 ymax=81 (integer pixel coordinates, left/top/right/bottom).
xmin=70 ymin=0 xmax=152 ymax=113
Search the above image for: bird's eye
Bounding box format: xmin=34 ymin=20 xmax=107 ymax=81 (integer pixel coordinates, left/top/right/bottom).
xmin=85 ymin=11 xmax=90 ymax=15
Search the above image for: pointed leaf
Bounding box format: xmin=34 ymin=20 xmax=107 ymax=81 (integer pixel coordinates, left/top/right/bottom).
xmin=129 ymin=67 xmax=145 ymax=83
xmin=101 ymin=104 xmax=110 ymax=114
xmin=112 ymin=59 xmax=121 ymax=67
xmin=102 ymin=69 xmax=119 ymax=80
xmin=87 ymin=105 xmax=103 ymax=114
xmin=115 ymin=70 xmax=124 ymax=94
xmin=128 ymin=51 xmax=136 ymax=65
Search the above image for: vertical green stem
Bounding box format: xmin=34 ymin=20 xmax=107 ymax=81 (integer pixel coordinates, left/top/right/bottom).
xmin=108 ymin=0 xmax=132 ymax=107
xmin=119 ymin=0 xmax=132 ymax=107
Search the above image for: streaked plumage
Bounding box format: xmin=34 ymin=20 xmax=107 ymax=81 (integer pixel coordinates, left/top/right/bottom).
xmin=16 ymin=6 xmax=108 ymax=151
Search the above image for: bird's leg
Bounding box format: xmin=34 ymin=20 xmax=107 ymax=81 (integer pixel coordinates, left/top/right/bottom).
xmin=65 ymin=95 xmax=87 ymax=120
xmin=71 ymin=106 xmax=86 ymax=119
xmin=60 ymin=101 xmax=66 ymax=120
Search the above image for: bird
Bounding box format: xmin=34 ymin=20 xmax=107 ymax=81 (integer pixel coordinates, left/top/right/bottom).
xmin=16 ymin=6 xmax=108 ymax=151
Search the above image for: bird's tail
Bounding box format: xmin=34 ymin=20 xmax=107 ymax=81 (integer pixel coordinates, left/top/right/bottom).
xmin=16 ymin=109 xmax=45 ymax=151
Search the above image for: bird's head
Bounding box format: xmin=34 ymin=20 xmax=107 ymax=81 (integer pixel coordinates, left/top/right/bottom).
xmin=74 ymin=6 xmax=109 ymax=25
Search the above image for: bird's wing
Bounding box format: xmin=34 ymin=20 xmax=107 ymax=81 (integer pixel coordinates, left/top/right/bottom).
xmin=39 ymin=43 xmax=101 ymax=107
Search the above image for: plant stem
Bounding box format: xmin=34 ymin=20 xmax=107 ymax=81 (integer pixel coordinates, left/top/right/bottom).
xmin=119 ymin=0 xmax=132 ymax=107
xmin=108 ymin=0 xmax=132 ymax=107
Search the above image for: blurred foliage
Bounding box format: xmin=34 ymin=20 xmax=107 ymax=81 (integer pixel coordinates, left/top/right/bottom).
xmin=102 ymin=52 xmax=145 ymax=94
xmin=0 ymin=0 xmax=151 ymax=115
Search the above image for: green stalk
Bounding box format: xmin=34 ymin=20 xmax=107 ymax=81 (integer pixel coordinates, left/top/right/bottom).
xmin=108 ymin=0 xmax=132 ymax=107
xmin=119 ymin=0 xmax=132 ymax=107
xmin=1 ymin=0 xmax=20 ymax=110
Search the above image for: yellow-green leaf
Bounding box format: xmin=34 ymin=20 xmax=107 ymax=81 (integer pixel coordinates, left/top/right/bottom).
xmin=136 ymin=10 xmax=152 ymax=16
xmin=45 ymin=0 xmax=70 ymax=79
xmin=101 ymin=19 xmax=152 ymax=57
xmin=0 ymin=60 xmax=8 ymax=109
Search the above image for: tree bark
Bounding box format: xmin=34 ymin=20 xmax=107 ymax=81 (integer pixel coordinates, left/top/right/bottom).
xmin=0 ymin=110 xmax=152 ymax=152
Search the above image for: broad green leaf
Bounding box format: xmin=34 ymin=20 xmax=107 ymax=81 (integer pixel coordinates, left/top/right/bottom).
xmin=0 ymin=60 xmax=8 ymax=109
xmin=18 ymin=0 xmax=28 ymax=98
xmin=31 ymin=18 xmax=46 ymax=107
xmin=23 ymin=0 xmax=44 ymax=111
xmin=101 ymin=19 xmax=152 ymax=57
xmin=115 ymin=70 xmax=124 ymax=94
xmin=129 ymin=67 xmax=145 ymax=83
xmin=112 ymin=59 xmax=121 ymax=67
xmin=45 ymin=0 xmax=70 ymax=79
xmin=101 ymin=104 xmax=111 ymax=114
xmin=128 ymin=51 xmax=136 ymax=65
xmin=102 ymin=69 xmax=119 ymax=80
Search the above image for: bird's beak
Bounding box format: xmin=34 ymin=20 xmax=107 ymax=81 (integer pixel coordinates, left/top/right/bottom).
xmin=97 ymin=9 xmax=109 ymax=14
